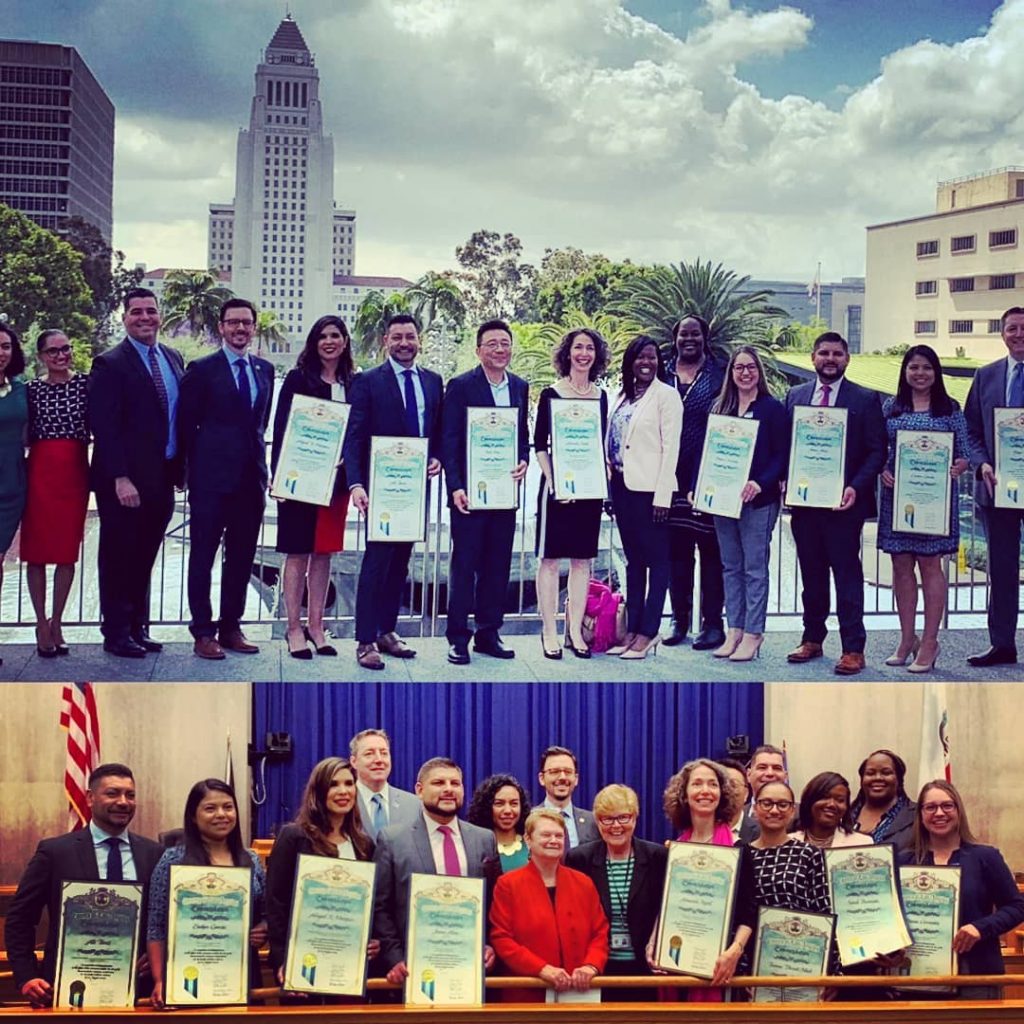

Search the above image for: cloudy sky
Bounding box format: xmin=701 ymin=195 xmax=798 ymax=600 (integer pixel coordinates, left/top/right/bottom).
xmin=2 ymin=0 xmax=1014 ymax=284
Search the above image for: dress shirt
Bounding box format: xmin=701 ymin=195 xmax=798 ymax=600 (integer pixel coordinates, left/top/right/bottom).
xmin=811 ymin=376 xmax=844 ymax=408
xmin=221 ymin=344 xmax=257 ymax=404
xmin=388 ymin=356 xmax=425 ymax=435
xmin=1005 ymin=355 xmax=1024 ymax=405
xmin=357 ymin=780 xmax=391 ymax=826
xmin=89 ymin=820 xmax=138 ymax=881
xmin=542 ymin=799 xmax=580 ymax=848
xmin=486 ymin=372 xmax=511 ymax=407
xmin=423 ymin=813 xmax=469 ymax=875
xmin=127 ymin=335 xmax=180 ymax=457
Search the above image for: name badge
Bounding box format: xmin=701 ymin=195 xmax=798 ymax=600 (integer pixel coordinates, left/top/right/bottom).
xmin=611 ymin=934 xmax=632 ymax=951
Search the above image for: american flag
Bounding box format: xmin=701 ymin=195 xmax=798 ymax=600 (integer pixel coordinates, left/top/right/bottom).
xmin=60 ymin=683 xmax=101 ymax=830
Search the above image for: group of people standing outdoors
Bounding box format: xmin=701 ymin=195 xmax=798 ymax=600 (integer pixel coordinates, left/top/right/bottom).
xmin=2 ymin=296 xmax=1024 ymax=670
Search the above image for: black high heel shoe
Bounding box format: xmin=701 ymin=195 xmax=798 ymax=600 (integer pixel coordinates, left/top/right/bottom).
xmin=565 ymin=632 xmax=592 ymax=659
xmin=304 ymin=626 xmax=338 ymax=656
xmin=541 ymin=634 xmax=563 ymax=660
xmin=286 ymin=628 xmax=313 ymax=660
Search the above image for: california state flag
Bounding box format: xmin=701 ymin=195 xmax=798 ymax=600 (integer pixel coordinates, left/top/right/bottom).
xmin=918 ymin=684 xmax=951 ymax=787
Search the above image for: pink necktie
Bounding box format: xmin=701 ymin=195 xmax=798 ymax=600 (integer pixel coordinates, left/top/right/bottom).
xmin=437 ymin=824 xmax=462 ymax=876
xmin=818 ymin=384 xmax=831 ymax=407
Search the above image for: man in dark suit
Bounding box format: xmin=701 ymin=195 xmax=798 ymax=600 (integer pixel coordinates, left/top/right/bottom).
xmin=965 ymin=306 xmax=1024 ymax=667
xmin=372 ymin=757 xmax=498 ymax=984
xmin=4 ymin=763 xmax=163 ymax=1007
xmin=343 ymin=314 xmax=443 ymax=669
xmin=785 ymin=331 xmax=886 ymax=675
xmin=733 ymin=745 xmax=788 ymax=843
xmin=349 ymin=728 xmax=422 ymax=840
xmin=89 ymin=289 xmax=184 ymax=658
xmin=537 ymin=745 xmax=599 ymax=848
xmin=177 ymin=298 xmax=275 ymax=659
xmin=440 ymin=319 xmax=530 ymax=665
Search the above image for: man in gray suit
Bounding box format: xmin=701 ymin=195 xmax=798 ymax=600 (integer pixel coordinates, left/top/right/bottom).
xmin=372 ymin=757 xmax=498 ymax=983
xmin=537 ymin=745 xmax=599 ymax=848
xmin=965 ymin=306 xmax=1024 ymax=667
xmin=350 ymin=728 xmax=420 ymax=840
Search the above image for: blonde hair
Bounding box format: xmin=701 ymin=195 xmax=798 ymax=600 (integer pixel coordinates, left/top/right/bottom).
xmin=593 ymin=783 xmax=639 ymax=820
xmin=524 ymin=807 xmax=568 ymax=839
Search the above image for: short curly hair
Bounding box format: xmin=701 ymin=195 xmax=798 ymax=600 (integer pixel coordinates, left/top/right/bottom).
xmin=466 ymin=773 xmax=530 ymax=835
xmin=552 ymin=327 xmax=610 ymax=381
xmin=662 ymin=758 xmax=740 ymax=834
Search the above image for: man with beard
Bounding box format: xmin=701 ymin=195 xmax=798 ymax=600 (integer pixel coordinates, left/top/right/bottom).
xmin=372 ymin=757 xmax=498 ymax=983
xmin=664 ymin=315 xmax=726 ymax=649
xmin=537 ymin=745 xmax=599 ymax=848
xmin=785 ymin=332 xmax=886 ymax=674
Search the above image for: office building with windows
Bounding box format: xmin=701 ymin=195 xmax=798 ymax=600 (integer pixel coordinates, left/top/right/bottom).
xmin=0 ymin=39 xmax=114 ymax=240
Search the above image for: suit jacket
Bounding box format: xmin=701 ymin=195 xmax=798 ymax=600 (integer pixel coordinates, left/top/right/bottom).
xmin=563 ymin=838 xmax=666 ymax=970
xmin=785 ymin=377 xmax=887 ymax=518
xmin=541 ymin=803 xmax=600 ymax=846
xmin=489 ymin=860 xmax=609 ymax=1002
xmin=607 ymin=380 xmax=682 ymax=508
xmin=342 ymin=360 xmax=444 ymax=491
xmin=965 ymin=357 xmax=1015 ymax=507
xmin=357 ymin=784 xmax=421 ymax=841
xmin=177 ymin=349 xmax=275 ymax=493
xmin=4 ymin=829 xmax=163 ymax=989
xmin=88 ymin=338 xmax=185 ymax=495
xmin=736 ymin=804 xmax=760 ymax=844
xmin=372 ymin=814 xmax=498 ymax=970
xmin=440 ymin=365 xmax=530 ymax=503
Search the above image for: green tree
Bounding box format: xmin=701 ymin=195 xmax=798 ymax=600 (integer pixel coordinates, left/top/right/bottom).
xmin=453 ymin=229 xmax=539 ymax=322
xmin=769 ymin=316 xmax=828 ymax=353
xmin=161 ymin=268 xmax=233 ymax=341
xmin=406 ymin=271 xmax=467 ymax=335
xmin=352 ymin=289 xmax=411 ymax=363
xmin=537 ymin=258 xmax=650 ymax=323
xmin=253 ymin=308 xmax=289 ymax=357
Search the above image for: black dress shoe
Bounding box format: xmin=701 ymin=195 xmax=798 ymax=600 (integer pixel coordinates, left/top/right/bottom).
xmin=131 ymin=631 xmax=163 ymax=653
xmin=103 ymin=637 xmax=147 ymax=659
xmin=474 ymin=637 xmax=515 ymax=659
xmin=966 ymin=645 xmax=1017 ymax=667
xmin=662 ymin=628 xmax=690 ymax=647
xmin=692 ymin=627 xmax=726 ymax=651
xmin=448 ymin=642 xmax=471 ymax=665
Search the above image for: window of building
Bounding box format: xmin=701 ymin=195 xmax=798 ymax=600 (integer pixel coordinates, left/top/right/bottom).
xmin=950 ymin=234 xmax=976 ymax=253
xmin=916 ymin=240 xmax=939 ymax=257
xmin=915 ymin=280 xmax=937 ymax=296
xmin=990 ymin=228 xmax=1017 ymax=248
xmin=990 ymin=319 xmax=1003 ymax=333
xmin=949 ymin=277 xmax=975 ymax=292
xmin=990 ymin=273 xmax=1016 ymax=290
xmin=914 ymin=321 xmax=936 ymax=335
xmin=949 ymin=319 xmax=974 ymax=334
xmin=1017 ymin=179 xmax=1024 ymax=198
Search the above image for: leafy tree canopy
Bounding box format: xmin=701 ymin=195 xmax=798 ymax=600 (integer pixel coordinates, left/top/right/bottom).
xmin=453 ymin=229 xmax=539 ymax=323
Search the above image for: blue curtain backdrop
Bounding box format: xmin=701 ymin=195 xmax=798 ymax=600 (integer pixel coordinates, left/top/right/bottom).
xmin=252 ymin=682 xmax=763 ymax=843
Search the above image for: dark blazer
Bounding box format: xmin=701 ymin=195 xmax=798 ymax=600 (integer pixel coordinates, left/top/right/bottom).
xmin=372 ymin=815 xmax=498 ymax=971
xmin=177 ymin=349 xmax=275 ymax=493
xmin=342 ymin=360 xmax=443 ymax=490
xmin=965 ymin=357 xmax=1014 ymax=508
xmin=785 ymin=377 xmax=887 ymax=518
xmin=440 ymin=365 xmax=530 ymax=503
xmin=88 ymin=339 xmax=185 ymax=495
xmin=4 ymin=829 xmax=164 ymax=989
xmin=730 ymin=393 xmax=789 ymax=508
xmin=899 ymin=842 xmax=1024 ymax=975
xmin=564 ymin=838 xmax=666 ymax=971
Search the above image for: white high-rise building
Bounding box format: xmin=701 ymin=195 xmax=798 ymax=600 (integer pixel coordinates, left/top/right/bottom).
xmin=208 ymin=16 xmax=359 ymax=351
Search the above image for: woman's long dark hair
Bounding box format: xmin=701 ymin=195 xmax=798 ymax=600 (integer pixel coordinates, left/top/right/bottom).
xmin=467 ymin=773 xmax=531 ymax=835
xmin=181 ymin=779 xmax=248 ymax=867
xmin=296 ymin=315 xmax=355 ymax=389
xmin=294 ymin=757 xmax=372 ymax=859
xmin=620 ymin=335 xmax=666 ymax=402
xmin=712 ymin=345 xmax=769 ymax=415
xmin=891 ymin=345 xmax=954 ymax=417
xmin=797 ymin=771 xmax=855 ymax=835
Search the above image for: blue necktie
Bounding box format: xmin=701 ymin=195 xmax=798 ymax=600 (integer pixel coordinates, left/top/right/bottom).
xmin=402 ymin=369 xmax=420 ymax=436
xmin=372 ymin=793 xmax=386 ymax=835
xmin=235 ymin=358 xmax=252 ymax=409
xmin=1011 ymin=362 xmax=1024 ymax=408
xmin=105 ymin=837 xmax=123 ymax=882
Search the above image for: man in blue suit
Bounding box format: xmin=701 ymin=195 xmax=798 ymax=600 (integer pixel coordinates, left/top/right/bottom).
xmin=343 ymin=314 xmax=443 ymax=669
xmin=177 ymin=298 xmax=275 ymax=659
xmin=440 ymin=319 xmax=530 ymax=664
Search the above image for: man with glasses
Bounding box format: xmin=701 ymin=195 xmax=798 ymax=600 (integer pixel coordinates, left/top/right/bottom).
xmin=89 ymin=289 xmax=185 ymax=657
xmin=440 ymin=320 xmax=530 ymax=665
xmin=177 ymin=298 xmax=275 ymax=659
xmin=537 ymin=745 xmax=598 ymax=848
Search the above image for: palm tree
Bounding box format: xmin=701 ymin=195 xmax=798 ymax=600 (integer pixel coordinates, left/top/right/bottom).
xmin=406 ymin=272 xmax=467 ymax=336
xmin=253 ymin=308 xmax=289 ymax=357
xmin=352 ymin=289 xmax=411 ymax=363
xmin=161 ymin=269 xmax=233 ymax=341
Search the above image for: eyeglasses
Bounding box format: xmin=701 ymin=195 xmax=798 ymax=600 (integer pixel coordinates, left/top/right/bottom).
xmin=480 ymin=340 xmax=512 ymax=350
xmin=543 ymin=768 xmax=576 ymax=778
xmin=733 ymin=364 xmax=758 ymax=374
xmin=42 ymin=345 xmax=72 ymax=357
xmin=921 ymin=801 xmax=956 ymax=815
xmin=223 ymin=318 xmax=255 ymax=328
xmin=755 ymin=798 xmax=794 ymax=812
xmin=598 ymin=814 xmax=635 ymax=826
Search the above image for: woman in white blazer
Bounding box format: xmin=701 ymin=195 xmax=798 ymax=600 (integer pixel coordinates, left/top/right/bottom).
xmin=605 ymin=336 xmax=682 ymax=659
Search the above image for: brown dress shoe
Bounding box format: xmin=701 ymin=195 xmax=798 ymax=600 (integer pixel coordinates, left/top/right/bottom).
xmin=219 ymin=629 xmax=259 ymax=654
xmin=834 ymin=651 xmax=866 ymax=675
xmin=376 ymin=631 xmax=416 ymax=658
xmin=194 ymin=636 xmax=226 ymax=660
xmin=356 ymin=642 xmax=385 ymax=670
xmin=786 ymin=641 xmax=823 ymax=663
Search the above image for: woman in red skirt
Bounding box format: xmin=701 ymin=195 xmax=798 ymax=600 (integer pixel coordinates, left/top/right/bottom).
xmin=270 ymin=315 xmax=355 ymax=658
xmin=23 ymin=330 xmax=89 ymax=657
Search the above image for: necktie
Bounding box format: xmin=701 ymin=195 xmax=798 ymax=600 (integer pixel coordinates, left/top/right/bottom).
xmin=147 ymin=346 xmax=169 ymax=419
xmin=402 ymin=369 xmax=420 ymax=437
xmin=1011 ymin=362 xmax=1024 ymax=408
xmin=437 ymin=824 xmax=462 ymax=876
xmin=372 ymin=793 xmax=386 ymax=835
xmin=105 ymin=837 xmax=123 ymax=882
xmin=818 ymin=384 xmax=832 ymax=407
xmin=235 ymin=358 xmax=252 ymax=410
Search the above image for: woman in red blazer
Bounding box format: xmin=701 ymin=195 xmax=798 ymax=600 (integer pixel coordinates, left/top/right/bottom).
xmin=489 ymin=808 xmax=609 ymax=1002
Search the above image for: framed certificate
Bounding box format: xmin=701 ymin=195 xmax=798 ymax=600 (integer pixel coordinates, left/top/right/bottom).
xmin=786 ymin=406 xmax=848 ymax=509
xmin=751 ymin=906 xmax=834 ymax=1003
xmin=166 ymin=865 xmax=251 ymax=1007
xmin=367 ymin=435 xmax=429 ymax=543
xmin=404 ymin=874 xmax=485 ymax=1007
xmin=54 ymin=882 xmax=143 ymax=1009
xmin=825 ymin=845 xmax=912 ymax=967
xmin=993 ymin=407 xmax=1024 ymax=508
xmin=654 ymin=842 xmax=740 ymax=979
xmin=893 ymin=866 xmax=960 ymax=992
xmin=270 ymin=394 xmax=351 ymax=506
xmin=549 ymin=397 xmax=607 ymax=501
xmin=693 ymin=413 xmax=760 ymax=519
xmin=891 ymin=429 xmax=953 ymax=536
xmin=466 ymin=406 xmax=519 ymax=510
xmin=283 ymin=856 xmax=375 ymax=997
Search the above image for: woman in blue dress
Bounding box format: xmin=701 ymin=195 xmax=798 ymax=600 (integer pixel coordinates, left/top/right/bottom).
xmin=878 ymin=345 xmax=969 ymax=673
